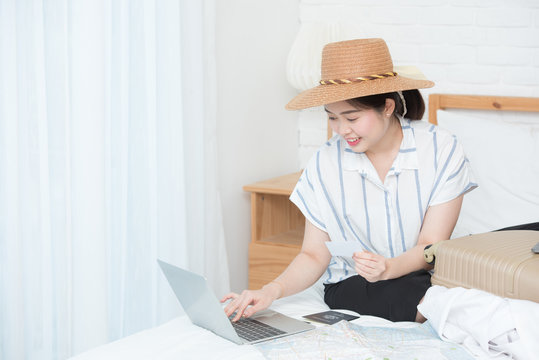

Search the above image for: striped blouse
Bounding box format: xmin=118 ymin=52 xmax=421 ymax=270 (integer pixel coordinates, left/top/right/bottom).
xmin=290 ymin=116 xmax=477 ymax=284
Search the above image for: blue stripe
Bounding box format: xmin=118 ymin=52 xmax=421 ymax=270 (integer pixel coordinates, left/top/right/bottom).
xmin=429 ymin=138 xmax=457 ymax=205
xmin=414 ymin=169 xmax=424 ymax=223
xmin=401 ymin=125 xmax=411 ymax=130
xmin=316 ymin=151 xmax=346 ymax=239
xmin=447 ymin=158 xmax=468 ymax=182
xmin=433 ymin=132 xmax=438 ymax=170
xmin=337 ymin=140 xmax=372 ymax=251
xmin=326 ymin=259 xmax=336 ymax=283
xmin=399 ymin=147 xmax=416 ymax=153
xmin=305 ymin=168 xmax=314 ymax=191
xmin=384 ymin=191 xmax=395 ymax=258
xmin=429 ymin=124 xmax=435 ymax=132
xmin=296 ymin=190 xmax=326 ymax=229
xmin=395 ymin=174 xmax=406 ymax=252
xmin=341 ymin=257 xmax=355 ymax=276
xmin=361 ymin=175 xmax=372 ymax=245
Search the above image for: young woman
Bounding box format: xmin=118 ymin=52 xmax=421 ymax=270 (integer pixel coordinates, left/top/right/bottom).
xmin=222 ymin=38 xmax=477 ymax=323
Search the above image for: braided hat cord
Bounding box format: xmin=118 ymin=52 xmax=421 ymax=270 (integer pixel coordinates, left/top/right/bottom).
xmin=319 ymin=72 xmax=397 ymax=85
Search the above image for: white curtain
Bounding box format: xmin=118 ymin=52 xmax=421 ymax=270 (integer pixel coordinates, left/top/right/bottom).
xmin=0 ymin=0 xmax=229 ymax=359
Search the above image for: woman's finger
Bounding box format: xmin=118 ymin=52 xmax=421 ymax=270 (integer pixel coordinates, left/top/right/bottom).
xmin=356 ymin=264 xmax=374 ymax=276
xmin=353 ymin=254 xmax=378 ymax=265
xmin=243 ymin=299 xmax=268 ymax=318
xmin=223 ymin=294 xmax=242 ymax=317
xmin=220 ymin=292 xmax=238 ymax=303
xmin=353 ymin=251 xmax=375 ymax=259
xmin=231 ymin=291 xmax=255 ymax=322
xmin=355 ymin=258 xmax=377 ymax=270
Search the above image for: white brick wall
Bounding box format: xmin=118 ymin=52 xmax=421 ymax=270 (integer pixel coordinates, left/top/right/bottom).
xmin=294 ymin=0 xmax=539 ymax=167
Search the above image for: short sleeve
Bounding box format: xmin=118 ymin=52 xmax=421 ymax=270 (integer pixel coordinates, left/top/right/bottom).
xmin=429 ymin=136 xmax=478 ymax=206
xmin=289 ymin=156 xmax=327 ymax=231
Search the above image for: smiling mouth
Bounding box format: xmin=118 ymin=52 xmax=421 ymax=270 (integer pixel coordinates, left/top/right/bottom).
xmin=346 ymin=137 xmax=361 ymax=146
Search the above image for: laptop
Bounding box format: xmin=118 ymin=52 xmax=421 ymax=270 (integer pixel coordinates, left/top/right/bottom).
xmin=158 ymin=259 xmax=314 ymax=345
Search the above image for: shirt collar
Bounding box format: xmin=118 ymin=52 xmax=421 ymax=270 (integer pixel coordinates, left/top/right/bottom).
xmin=395 ymin=116 xmax=419 ymax=171
xmin=342 ymin=116 xmax=419 ymax=173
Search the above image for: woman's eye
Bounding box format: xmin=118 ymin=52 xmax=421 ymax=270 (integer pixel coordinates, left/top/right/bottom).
xmin=346 ymin=118 xmax=358 ymax=122
xmin=328 ymin=116 xmax=337 ymax=121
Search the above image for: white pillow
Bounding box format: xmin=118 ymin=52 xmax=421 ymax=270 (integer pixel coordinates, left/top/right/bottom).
xmin=437 ymin=110 xmax=539 ymax=238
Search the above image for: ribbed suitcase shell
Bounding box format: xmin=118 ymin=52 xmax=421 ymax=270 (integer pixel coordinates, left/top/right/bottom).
xmin=431 ymin=230 xmax=539 ymax=303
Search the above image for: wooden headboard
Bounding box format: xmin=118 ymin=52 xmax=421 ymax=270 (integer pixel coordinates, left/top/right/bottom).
xmin=428 ymin=94 xmax=539 ymax=125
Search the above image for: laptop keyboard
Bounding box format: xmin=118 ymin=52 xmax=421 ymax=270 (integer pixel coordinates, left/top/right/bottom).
xmin=230 ymin=317 xmax=286 ymax=342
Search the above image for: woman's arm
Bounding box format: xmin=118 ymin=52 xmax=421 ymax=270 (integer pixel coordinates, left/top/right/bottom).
xmin=221 ymin=220 xmax=331 ymax=321
xmin=353 ymin=194 xmax=463 ymax=282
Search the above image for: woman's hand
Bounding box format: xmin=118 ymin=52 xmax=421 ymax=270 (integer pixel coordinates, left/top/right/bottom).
xmin=352 ymin=251 xmax=388 ymax=282
xmin=220 ymin=282 xmax=281 ymax=322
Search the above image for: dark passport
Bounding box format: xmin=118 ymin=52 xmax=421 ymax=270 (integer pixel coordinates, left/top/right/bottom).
xmin=303 ymin=310 xmax=359 ymax=325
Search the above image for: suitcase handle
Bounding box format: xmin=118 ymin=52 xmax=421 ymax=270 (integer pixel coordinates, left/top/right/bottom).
xmin=423 ymin=242 xmax=443 ymax=265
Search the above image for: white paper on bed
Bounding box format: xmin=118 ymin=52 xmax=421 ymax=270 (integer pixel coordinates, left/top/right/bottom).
xmin=256 ymin=319 xmax=474 ymax=360
xmin=436 ymin=110 xmax=539 ymax=238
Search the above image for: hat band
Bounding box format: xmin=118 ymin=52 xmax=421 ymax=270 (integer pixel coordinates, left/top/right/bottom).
xmin=319 ymin=71 xmax=397 ymax=85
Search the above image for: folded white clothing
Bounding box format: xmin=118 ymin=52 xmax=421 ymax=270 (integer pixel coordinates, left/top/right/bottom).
xmin=417 ymin=285 xmax=539 ymax=360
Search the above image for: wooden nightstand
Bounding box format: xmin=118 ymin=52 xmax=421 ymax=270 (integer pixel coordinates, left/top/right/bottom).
xmin=243 ymin=172 xmax=305 ymax=290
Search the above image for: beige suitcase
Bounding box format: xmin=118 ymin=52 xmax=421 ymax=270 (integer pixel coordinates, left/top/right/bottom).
xmin=427 ymin=230 xmax=539 ymax=303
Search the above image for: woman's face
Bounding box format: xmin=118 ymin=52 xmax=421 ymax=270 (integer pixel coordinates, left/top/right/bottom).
xmin=325 ymin=99 xmax=395 ymax=154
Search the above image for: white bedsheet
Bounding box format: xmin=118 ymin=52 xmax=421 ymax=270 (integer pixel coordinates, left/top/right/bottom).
xmin=69 ymin=283 xmax=418 ymax=360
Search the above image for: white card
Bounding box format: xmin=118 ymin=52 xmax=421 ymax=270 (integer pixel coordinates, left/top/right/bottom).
xmin=325 ymin=242 xmax=363 ymax=257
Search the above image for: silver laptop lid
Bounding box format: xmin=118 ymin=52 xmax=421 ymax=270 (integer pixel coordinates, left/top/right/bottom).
xmin=157 ymin=259 xmax=243 ymax=344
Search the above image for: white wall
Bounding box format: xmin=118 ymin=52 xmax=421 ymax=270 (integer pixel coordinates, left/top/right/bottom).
xmin=296 ymin=0 xmax=539 ymax=166
xmin=215 ymin=0 xmax=300 ymax=292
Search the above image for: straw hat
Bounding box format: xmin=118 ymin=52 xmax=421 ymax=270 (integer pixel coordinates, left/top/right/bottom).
xmin=285 ymin=38 xmax=434 ymax=110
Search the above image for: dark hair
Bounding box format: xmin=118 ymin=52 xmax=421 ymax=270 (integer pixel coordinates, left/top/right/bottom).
xmin=346 ymin=89 xmax=425 ymax=120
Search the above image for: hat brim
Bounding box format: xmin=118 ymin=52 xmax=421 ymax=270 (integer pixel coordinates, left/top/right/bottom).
xmin=285 ymin=75 xmax=434 ymax=111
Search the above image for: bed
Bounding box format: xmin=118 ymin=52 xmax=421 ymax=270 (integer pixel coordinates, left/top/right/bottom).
xmin=69 ymin=94 xmax=539 ymax=360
